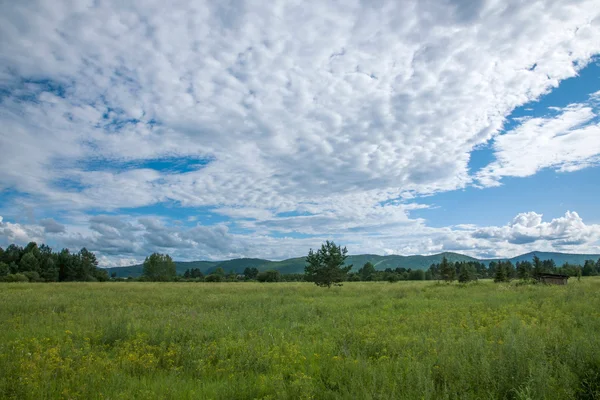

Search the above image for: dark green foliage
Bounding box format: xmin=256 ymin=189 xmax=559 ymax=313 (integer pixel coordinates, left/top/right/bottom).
xmin=243 ymin=267 xmax=259 ymax=279
xmin=458 ymin=263 xmax=476 ymax=283
xmin=142 ymin=253 xmax=176 ymax=282
xmin=516 ymin=261 xmax=532 ymax=279
xmin=358 ymin=262 xmax=376 ymax=281
xmin=305 ymin=241 xmax=352 ymax=288
xmin=0 ymin=262 xmax=8 ymax=277
xmin=408 ymin=269 xmax=426 ymax=281
xmin=19 ymin=252 xmax=39 ymax=273
xmin=93 ymin=268 xmax=109 ymax=282
xmin=493 ymin=261 xmax=514 ymax=283
xmin=2 ymin=273 xmax=29 ymax=282
xmin=183 ymin=268 xmax=204 ymax=280
xmin=23 ymin=271 xmax=43 ymax=282
xmin=76 ymin=248 xmax=98 ymax=281
xmin=0 ymin=242 xmax=107 ymax=282
xmin=439 ymin=257 xmax=455 ymax=282
xmin=204 ymin=274 xmax=223 ymax=282
xmin=256 ymin=270 xmax=281 ymax=282
xmin=532 ymin=255 xmax=543 ymax=278
xmin=583 ymin=260 xmax=598 ymax=276
xmin=542 ymin=259 xmax=556 ymax=273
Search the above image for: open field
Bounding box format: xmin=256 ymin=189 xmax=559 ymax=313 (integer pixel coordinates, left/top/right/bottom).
xmin=1 ymin=279 xmax=600 ymax=399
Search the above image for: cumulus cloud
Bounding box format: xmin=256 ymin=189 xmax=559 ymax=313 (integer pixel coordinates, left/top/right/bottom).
xmin=472 ymin=211 xmax=600 ymax=247
xmin=1 ymin=0 xmax=600 ymax=261
xmin=0 ymin=217 xmax=45 ymax=245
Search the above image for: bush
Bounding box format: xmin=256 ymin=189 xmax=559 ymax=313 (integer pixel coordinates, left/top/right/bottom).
xmin=2 ymin=273 xmax=29 ymax=283
xmin=205 ymin=274 xmax=223 ymax=282
xmin=23 ymin=271 xmax=43 ymax=282
xmin=257 ymin=270 xmax=281 ymax=282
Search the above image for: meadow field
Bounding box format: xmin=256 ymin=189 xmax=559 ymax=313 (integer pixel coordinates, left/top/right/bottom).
xmin=1 ymin=279 xmax=600 ymax=399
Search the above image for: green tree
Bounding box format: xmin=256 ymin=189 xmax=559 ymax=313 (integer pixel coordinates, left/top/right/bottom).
xmin=504 ymin=261 xmax=515 ymax=280
xmin=532 ymin=255 xmax=543 ymax=278
xmin=78 ymin=248 xmax=98 ymax=281
xmin=40 ymin=256 xmax=59 ymax=282
xmin=494 ymin=262 xmax=507 ymax=283
xmin=358 ymin=262 xmax=376 ymax=281
xmin=542 ymin=259 xmax=556 ymax=273
xmin=142 ymin=253 xmax=176 ymax=281
xmin=243 ymin=267 xmax=259 ymax=279
xmin=204 ymin=274 xmax=222 ymax=282
xmin=256 ymin=270 xmax=281 ymax=282
xmin=19 ymin=252 xmax=40 ymax=273
xmin=213 ymin=266 xmax=226 ymax=277
xmin=439 ymin=257 xmax=455 ymax=282
xmin=583 ymin=259 xmax=598 ymax=276
xmin=517 ymin=261 xmax=532 ymax=280
xmin=408 ymin=269 xmax=425 ymax=281
xmin=191 ymin=268 xmax=204 ymax=279
xmin=305 ymin=241 xmax=352 ymax=288
xmin=458 ymin=263 xmax=475 ymax=283
xmin=92 ymin=267 xmax=109 ymax=282
xmin=0 ymin=261 xmax=9 ymax=277
xmin=2 ymin=244 xmax=23 ymax=265
xmin=425 ymin=269 xmax=434 ymax=280
xmin=57 ymin=249 xmax=76 ymax=282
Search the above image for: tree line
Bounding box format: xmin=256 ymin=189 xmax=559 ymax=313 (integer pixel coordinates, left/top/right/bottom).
xmin=428 ymin=254 xmax=600 ymax=283
xmin=3 ymin=241 xmax=600 ymax=284
xmin=0 ymin=242 xmax=108 ymax=282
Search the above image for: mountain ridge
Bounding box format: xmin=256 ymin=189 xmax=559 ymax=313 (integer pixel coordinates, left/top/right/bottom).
xmin=105 ymin=251 xmax=600 ymax=278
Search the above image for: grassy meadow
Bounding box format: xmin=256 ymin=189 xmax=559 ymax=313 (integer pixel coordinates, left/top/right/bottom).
xmin=1 ymin=279 xmax=600 ymax=399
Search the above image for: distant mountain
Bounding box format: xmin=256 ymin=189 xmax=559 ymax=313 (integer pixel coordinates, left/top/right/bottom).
xmin=103 ymin=250 xmax=600 ymax=278
xmin=489 ymin=251 xmax=600 ymax=267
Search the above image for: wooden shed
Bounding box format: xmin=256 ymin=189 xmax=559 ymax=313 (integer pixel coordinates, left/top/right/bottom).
xmin=536 ymin=273 xmax=569 ymax=285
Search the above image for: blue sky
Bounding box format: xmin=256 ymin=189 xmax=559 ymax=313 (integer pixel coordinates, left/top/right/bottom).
xmin=1 ymin=0 xmax=600 ymax=266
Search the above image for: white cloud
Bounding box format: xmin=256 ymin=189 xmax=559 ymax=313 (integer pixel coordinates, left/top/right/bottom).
xmin=472 ymin=211 xmax=600 ymax=248
xmin=2 ymin=210 xmax=599 ymax=267
xmin=476 ymin=101 xmax=600 ymax=185
xmin=1 ymin=0 xmax=600 ymax=261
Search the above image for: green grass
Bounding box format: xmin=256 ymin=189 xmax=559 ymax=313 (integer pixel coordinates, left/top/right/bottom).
xmin=1 ymin=279 xmax=600 ymax=399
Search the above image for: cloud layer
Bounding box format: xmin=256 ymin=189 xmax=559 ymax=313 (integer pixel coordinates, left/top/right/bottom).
xmin=1 ymin=210 xmax=599 ymax=266
xmin=1 ymin=0 xmax=600 ymax=264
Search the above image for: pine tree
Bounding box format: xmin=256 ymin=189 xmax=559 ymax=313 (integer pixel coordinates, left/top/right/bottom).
xmin=305 ymin=241 xmax=352 ymax=288
xmin=494 ymin=261 xmax=507 ymax=283
xmin=458 ymin=263 xmax=475 ymax=283
xmin=439 ymin=257 xmax=455 ymax=282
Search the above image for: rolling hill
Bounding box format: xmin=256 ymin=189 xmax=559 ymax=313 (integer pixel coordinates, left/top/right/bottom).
xmin=105 ymin=251 xmax=600 ymax=278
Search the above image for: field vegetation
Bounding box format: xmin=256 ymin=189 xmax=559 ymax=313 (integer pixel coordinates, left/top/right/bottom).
xmin=2 ymin=279 xmax=600 ymax=399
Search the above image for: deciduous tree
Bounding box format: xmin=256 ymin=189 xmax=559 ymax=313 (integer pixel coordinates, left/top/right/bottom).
xmin=142 ymin=253 xmax=176 ymax=282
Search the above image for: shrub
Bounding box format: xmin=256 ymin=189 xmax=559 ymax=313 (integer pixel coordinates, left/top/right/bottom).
xmin=23 ymin=271 xmax=43 ymax=282
xmin=2 ymin=273 xmax=29 ymax=282
xmin=205 ymin=274 xmax=223 ymax=282
xmin=257 ymin=270 xmax=281 ymax=282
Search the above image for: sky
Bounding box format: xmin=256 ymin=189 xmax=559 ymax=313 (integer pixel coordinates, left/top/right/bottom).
xmin=1 ymin=0 xmax=600 ymax=266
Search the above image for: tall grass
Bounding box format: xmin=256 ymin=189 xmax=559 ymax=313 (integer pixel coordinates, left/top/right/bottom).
xmin=1 ymin=279 xmax=599 ymax=399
